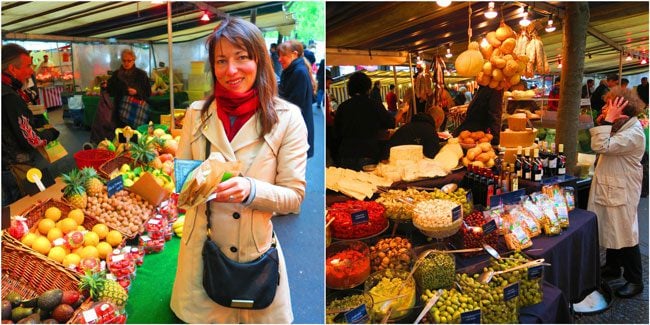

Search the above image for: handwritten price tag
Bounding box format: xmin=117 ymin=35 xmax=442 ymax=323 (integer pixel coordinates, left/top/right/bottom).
xmin=351 ymin=210 xmax=369 ymax=225
xmin=107 ymin=176 xmax=124 ymax=197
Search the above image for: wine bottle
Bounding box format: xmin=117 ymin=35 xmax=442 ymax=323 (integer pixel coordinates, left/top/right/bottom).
xmin=486 ymin=170 xmax=495 ymax=207
xmin=494 ymin=148 xmax=505 ymax=176
xmin=532 ymin=148 xmax=543 ymax=182
xmin=557 ymin=144 xmax=567 ymax=175
xmin=540 ymin=141 xmax=549 ymax=178
xmin=510 ymin=164 xmax=519 ymax=191
xmin=514 ymin=146 xmax=523 ymax=178
xmin=502 ymin=163 xmax=510 ymax=192
xmin=548 ymin=142 xmax=558 ymax=177
xmin=523 ymin=147 xmax=532 ymax=181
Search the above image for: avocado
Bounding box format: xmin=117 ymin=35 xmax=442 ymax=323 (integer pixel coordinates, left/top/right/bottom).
xmin=16 ymin=313 xmax=39 ymax=324
xmin=19 ymin=298 xmax=37 ymax=309
xmin=2 ymin=300 xmax=12 ymax=320
xmin=36 ymin=290 xmax=62 ymax=312
xmin=10 ymin=307 xmax=32 ymax=323
xmin=36 ymin=308 xmax=50 ymax=321
xmin=4 ymin=293 xmax=21 ymax=308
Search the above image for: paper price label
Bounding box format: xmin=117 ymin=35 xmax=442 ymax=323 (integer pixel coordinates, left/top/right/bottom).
xmin=82 ymin=308 xmax=99 ymax=323
xmin=460 ymin=309 xmax=481 ymax=324
xmin=452 ymin=205 xmax=462 ymax=222
xmin=482 ymin=219 xmax=497 ymax=235
xmin=149 ymin=219 xmax=161 ymax=225
xmin=504 ymin=282 xmax=520 ymax=302
xmin=351 ymin=210 xmax=369 ymax=225
xmin=112 ymin=254 xmax=125 ymax=262
xmin=528 ymin=265 xmax=544 ymax=279
xmin=344 ymin=304 xmax=369 ymax=324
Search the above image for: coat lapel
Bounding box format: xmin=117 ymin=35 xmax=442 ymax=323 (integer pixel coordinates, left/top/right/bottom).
xmin=196 ymin=101 xmax=237 ymax=161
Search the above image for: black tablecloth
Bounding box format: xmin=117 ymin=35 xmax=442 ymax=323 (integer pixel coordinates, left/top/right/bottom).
xmin=519 ymin=281 xmax=572 ymax=324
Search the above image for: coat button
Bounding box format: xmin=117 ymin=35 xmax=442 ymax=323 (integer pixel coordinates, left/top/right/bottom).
xmin=230 ymin=246 xmax=237 ymax=253
xmin=232 ymin=212 xmax=240 ymax=219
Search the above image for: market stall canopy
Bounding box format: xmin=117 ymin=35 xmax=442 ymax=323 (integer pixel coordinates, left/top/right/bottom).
xmin=1 ymin=1 xmax=296 ymax=43
xmin=326 ymin=1 xmax=648 ymax=75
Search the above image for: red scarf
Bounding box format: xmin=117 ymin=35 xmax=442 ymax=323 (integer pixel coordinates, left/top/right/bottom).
xmin=214 ymin=82 xmax=259 ymax=141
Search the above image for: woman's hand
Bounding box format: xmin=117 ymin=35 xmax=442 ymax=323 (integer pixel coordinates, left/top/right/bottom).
xmin=604 ymin=97 xmax=629 ymax=123
xmin=128 ymin=87 xmax=137 ymax=96
xmin=211 ymin=176 xmax=251 ymax=203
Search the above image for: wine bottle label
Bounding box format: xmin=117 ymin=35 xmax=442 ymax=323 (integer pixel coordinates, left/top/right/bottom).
xmin=525 ymin=171 xmax=531 ymax=179
xmin=534 ymin=173 xmax=542 ymax=181
xmin=549 ymin=158 xmax=557 ymax=169
xmin=558 ymin=167 xmax=566 ymax=175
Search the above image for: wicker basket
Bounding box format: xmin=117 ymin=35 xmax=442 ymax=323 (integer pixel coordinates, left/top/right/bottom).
xmin=80 ymin=190 xmax=154 ymax=240
xmin=1 ymin=232 xmax=90 ymax=323
xmin=21 ymin=198 xmax=107 ymax=235
xmin=98 ymin=155 xmax=135 ymax=179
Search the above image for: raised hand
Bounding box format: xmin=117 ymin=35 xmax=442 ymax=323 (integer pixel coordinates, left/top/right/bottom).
xmin=604 ymin=96 xmax=629 ymax=123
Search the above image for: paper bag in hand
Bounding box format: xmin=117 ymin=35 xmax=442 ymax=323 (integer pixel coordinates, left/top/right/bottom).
xmin=178 ymin=153 xmax=242 ymax=208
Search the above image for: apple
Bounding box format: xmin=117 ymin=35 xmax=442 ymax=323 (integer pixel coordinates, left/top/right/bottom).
xmin=159 ymin=153 xmax=174 ymax=163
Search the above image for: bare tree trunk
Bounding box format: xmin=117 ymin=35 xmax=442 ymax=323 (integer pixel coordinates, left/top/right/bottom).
xmin=557 ymin=2 xmax=589 ymax=176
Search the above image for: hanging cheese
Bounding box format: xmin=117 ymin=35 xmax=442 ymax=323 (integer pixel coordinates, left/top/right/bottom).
xmin=455 ymin=42 xmax=485 ymax=77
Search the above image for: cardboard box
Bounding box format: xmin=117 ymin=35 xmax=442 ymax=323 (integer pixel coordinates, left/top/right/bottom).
xmin=129 ymin=172 xmax=171 ymax=206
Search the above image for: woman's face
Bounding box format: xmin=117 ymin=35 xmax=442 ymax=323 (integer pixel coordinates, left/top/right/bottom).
xmin=278 ymin=49 xmax=297 ymax=70
xmin=214 ymin=38 xmax=257 ymax=93
xmin=121 ymin=53 xmax=135 ymax=70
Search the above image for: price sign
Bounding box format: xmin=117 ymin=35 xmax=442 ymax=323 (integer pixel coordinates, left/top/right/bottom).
xmin=504 ymin=282 xmax=520 ymax=302
xmin=528 ymin=265 xmax=544 ymax=280
xmin=351 ymin=210 xmax=369 ymax=225
xmin=344 ymin=304 xmax=369 ymax=324
xmin=460 ymin=309 xmax=482 ymax=324
xmin=452 ymin=205 xmax=462 ymax=222
xmin=482 ymin=219 xmax=497 ymax=235
xmin=107 ymin=176 xmax=124 ymax=197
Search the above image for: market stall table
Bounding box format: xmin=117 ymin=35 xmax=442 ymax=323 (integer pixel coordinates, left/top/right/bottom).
xmin=519 ymin=281 xmax=572 ymax=323
xmin=81 ymin=92 xmax=189 ymax=127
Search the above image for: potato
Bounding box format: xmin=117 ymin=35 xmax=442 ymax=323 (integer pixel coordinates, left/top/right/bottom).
xmin=486 ymin=31 xmax=501 ymax=48
xmin=490 ymin=56 xmax=506 ymax=69
xmin=472 ymin=131 xmax=485 ymax=140
xmin=463 ymin=137 xmax=476 ymax=145
xmin=467 ymin=147 xmax=482 ymax=161
xmin=487 ymin=158 xmax=496 ymax=168
xmin=479 ymin=137 xmax=490 ymax=143
xmin=500 ymin=38 xmax=516 ymax=54
xmin=460 ymin=130 xmax=471 ymax=139
xmin=486 ymin=133 xmax=494 ymax=141
xmin=482 ymin=61 xmax=493 ymax=75
xmin=476 ymin=152 xmax=491 ymax=163
xmin=471 ymin=160 xmax=485 ymax=168
xmin=479 ymin=142 xmax=492 ymax=152
xmin=480 ymin=43 xmax=493 ymax=59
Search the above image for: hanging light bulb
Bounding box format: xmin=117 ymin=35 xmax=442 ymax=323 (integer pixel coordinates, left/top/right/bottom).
xmin=445 ymin=47 xmax=452 ymax=58
xmin=151 ymin=0 xmax=165 ymax=4
xmin=557 ymin=56 xmax=562 ymax=69
xmin=626 ymin=53 xmax=633 ymax=61
xmin=436 ymin=0 xmax=452 ymax=8
xmin=545 ymin=16 xmax=556 ymax=32
xmin=484 ymin=2 xmax=498 ymax=19
xmin=200 ymin=11 xmax=210 ymax=22
xmin=480 ymin=37 xmax=490 ymax=49
xmin=520 ymin=6 xmax=531 ymax=27
xmin=641 ymin=57 xmax=648 ymax=65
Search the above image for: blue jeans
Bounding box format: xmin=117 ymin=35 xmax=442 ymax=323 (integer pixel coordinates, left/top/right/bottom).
xmin=316 ymin=89 xmax=325 ymax=109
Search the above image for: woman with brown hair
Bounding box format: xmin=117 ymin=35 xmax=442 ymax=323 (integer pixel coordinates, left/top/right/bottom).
xmin=589 ymin=87 xmax=646 ymax=298
xmin=277 ymin=40 xmax=315 ymax=158
xmin=170 ymin=17 xmax=308 ymax=323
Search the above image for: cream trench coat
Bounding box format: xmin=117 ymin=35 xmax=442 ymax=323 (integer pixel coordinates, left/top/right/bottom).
xmin=170 ymin=98 xmax=308 ymax=323
xmin=587 ymin=117 xmax=645 ymax=249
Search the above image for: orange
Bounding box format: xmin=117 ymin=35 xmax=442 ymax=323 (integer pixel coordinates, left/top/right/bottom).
xmin=80 ymin=246 xmax=99 ymax=259
xmin=57 ymin=218 xmax=78 ymax=234
xmin=48 ymin=246 xmax=67 ymax=263
xmin=68 ymin=209 xmax=85 ymax=226
xmin=32 ymin=236 xmax=52 ymax=255
xmin=106 ymin=230 xmax=123 ymax=247
xmin=44 ymin=207 xmax=62 ymax=222
xmin=83 ymin=231 xmax=100 ymax=247
xmin=92 ymin=224 xmax=109 ymax=240
xmin=38 ymin=219 xmax=56 ymax=235
xmin=96 ymin=242 xmax=112 ymax=260
xmin=46 ymin=228 xmax=64 ymax=242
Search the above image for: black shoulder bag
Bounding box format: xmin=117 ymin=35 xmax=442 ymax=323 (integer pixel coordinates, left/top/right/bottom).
xmin=201 ymin=139 xmax=280 ymax=310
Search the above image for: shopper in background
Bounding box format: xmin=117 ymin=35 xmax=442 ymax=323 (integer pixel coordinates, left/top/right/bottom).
xmin=278 ymin=40 xmax=315 ymax=158
xmin=316 ymin=58 xmax=325 ymax=109
xmin=370 ymin=80 xmax=383 ymax=105
xmin=104 ymin=48 xmax=151 ymax=128
xmin=170 ymin=17 xmax=307 ymax=323
xmin=269 ymin=43 xmax=282 ymax=81
xmin=547 ymin=76 xmax=561 ymax=111
xmin=621 ymin=78 xmax=629 ymax=89
xmin=454 ymin=87 xmax=468 ymax=106
xmin=591 ymin=74 xmax=619 ymax=115
xmin=582 ymin=78 xmax=595 ymax=98
xmin=333 ymin=71 xmax=406 ymax=170
xmin=636 ymin=77 xmax=648 ymax=107
xmin=452 ymin=86 xmax=504 ymax=145
xmin=386 ymin=84 xmax=399 ymax=116
xmin=2 ymin=43 xmax=60 ymax=205
xmin=588 ymin=88 xmax=646 ymax=299
xmin=302 ymin=43 xmax=316 ymax=67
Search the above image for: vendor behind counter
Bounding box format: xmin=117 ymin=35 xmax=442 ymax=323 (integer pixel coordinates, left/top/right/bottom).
xmin=385 ymin=112 xmax=440 ymax=159
xmin=452 ymin=86 xmax=503 ymax=145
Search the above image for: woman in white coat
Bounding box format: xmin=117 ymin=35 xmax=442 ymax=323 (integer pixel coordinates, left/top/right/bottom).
xmin=588 ymin=87 xmax=646 ymax=298
xmin=170 ymin=17 xmax=308 ymax=323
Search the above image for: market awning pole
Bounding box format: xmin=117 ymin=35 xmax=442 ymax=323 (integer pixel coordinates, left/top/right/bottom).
xmin=408 ymin=53 xmax=415 ymax=123
xmin=167 ymin=0 xmax=175 ymax=131
xmin=618 ymin=51 xmax=623 ymax=83
xmin=392 ymin=65 xmax=398 ymax=96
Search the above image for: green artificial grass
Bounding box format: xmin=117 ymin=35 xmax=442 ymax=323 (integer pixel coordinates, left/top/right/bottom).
xmin=125 ymin=236 xmax=183 ymax=324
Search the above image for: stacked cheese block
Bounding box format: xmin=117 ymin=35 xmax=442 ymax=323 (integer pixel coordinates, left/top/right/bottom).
xmin=326 ymin=167 xmax=393 ymax=200
xmin=375 ymin=144 xmax=457 ymax=182
xmin=187 ymin=61 xmax=210 ymax=102
xmin=499 ymin=113 xmax=537 ymax=163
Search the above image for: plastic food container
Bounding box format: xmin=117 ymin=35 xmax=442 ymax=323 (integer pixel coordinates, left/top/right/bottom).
xmin=326 ymin=240 xmax=371 ymax=290
xmin=364 ymin=269 xmax=417 ymax=321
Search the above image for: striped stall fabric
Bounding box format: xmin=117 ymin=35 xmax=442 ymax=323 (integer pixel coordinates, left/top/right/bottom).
xmin=37 ymin=85 xmax=64 ymax=108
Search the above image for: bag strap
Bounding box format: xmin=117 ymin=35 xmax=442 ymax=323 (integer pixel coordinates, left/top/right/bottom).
xmin=203 ymin=137 xmax=276 ymax=248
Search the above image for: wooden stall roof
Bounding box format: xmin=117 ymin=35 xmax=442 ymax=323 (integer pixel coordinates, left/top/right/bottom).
xmin=327 ymin=1 xmax=649 ymax=75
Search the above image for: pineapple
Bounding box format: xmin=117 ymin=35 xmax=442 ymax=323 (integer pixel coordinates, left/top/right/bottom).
xmin=129 ymin=135 xmax=158 ymax=166
xmin=80 ymin=271 xmax=128 ymax=306
xmin=80 ymin=167 xmax=104 ymax=196
xmin=62 ymin=169 xmax=87 ymax=209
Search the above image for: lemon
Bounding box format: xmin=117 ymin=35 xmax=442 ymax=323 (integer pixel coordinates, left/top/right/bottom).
xmin=38 ymin=219 xmax=56 ymax=235
xmin=44 ymin=207 xmax=62 ymax=221
xmin=32 ymin=236 xmax=52 ymax=255
xmin=68 ymin=209 xmax=85 ymax=226
xmin=57 ymin=218 xmax=78 ymax=234
xmin=84 ymin=231 xmax=100 ymax=247
xmin=96 ymin=242 xmax=113 ymax=259
xmin=21 ymin=232 xmax=38 ymax=247
xmin=48 ymin=246 xmax=67 ymax=263
xmin=80 ymin=246 xmax=99 ymax=259
xmin=92 ymin=224 xmax=109 ymax=240
xmin=47 ymin=227 xmax=64 ymax=242
xmin=62 ymin=253 xmax=81 ymax=268
xmin=106 ymin=230 xmax=123 ymax=247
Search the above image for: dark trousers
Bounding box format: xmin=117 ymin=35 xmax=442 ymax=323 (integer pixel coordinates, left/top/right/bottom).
xmin=416 ymin=99 xmax=426 ymax=114
xmin=605 ymin=245 xmax=643 ymax=284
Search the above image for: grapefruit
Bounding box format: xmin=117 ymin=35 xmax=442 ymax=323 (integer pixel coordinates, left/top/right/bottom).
xmin=96 ymin=242 xmax=112 ymax=259
xmin=47 ymin=228 xmax=64 ymax=242
xmin=38 ymin=219 xmax=56 ymax=235
xmin=91 ymin=224 xmax=109 ymax=240
xmin=57 ymin=218 xmax=78 ymax=234
xmin=68 ymin=209 xmax=84 ymax=226
xmin=21 ymin=233 xmax=38 ymax=247
xmin=32 ymin=236 xmax=52 ymax=255
xmin=80 ymin=246 xmax=99 ymax=259
xmin=44 ymin=207 xmax=62 ymax=221
xmin=83 ymin=231 xmax=99 ymax=247
xmin=66 ymin=231 xmax=85 ymax=248
xmin=62 ymin=253 xmax=81 ymax=268
xmin=48 ymin=246 xmax=67 ymax=263
xmin=106 ymin=230 xmax=123 ymax=247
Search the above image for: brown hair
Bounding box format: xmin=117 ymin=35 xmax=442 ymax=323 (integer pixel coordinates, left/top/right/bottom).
xmin=202 ymin=16 xmax=278 ymax=136
xmin=604 ymin=86 xmax=645 ymax=117
xmin=278 ymin=40 xmax=317 ymax=94
xmin=1 ymin=43 xmax=30 ymax=72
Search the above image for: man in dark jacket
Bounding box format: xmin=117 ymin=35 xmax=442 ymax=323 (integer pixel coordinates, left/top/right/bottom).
xmin=591 ymin=75 xmax=618 ymax=115
xmin=636 ymin=77 xmax=648 ymax=106
xmin=2 ymin=43 xmax=60 ymax=205
xmin=388 ymin=113 xmax=440 ymax=159
xmin=452 ymin=86 xmax=503 ymax=145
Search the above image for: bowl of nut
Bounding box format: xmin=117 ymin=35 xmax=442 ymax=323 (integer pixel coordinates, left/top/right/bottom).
xmin=368 ymin=236 xmax=415 ymax=273
xmin=412 ymin=199 xmax=463 ymax=239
